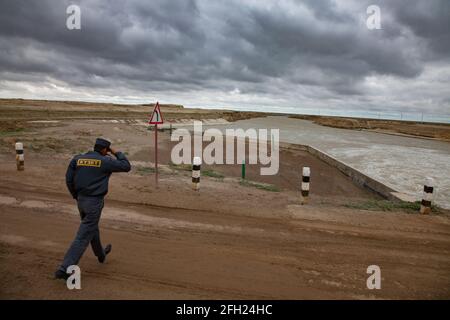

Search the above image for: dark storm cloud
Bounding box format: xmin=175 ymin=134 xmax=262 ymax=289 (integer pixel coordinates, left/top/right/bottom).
xmin=0 ymin=0 xmax=449 ymax=113
xmin=384 ymin=0 xmax=450 ymax=59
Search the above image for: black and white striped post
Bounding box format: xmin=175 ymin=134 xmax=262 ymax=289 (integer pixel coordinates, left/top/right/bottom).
xmin=15 ymin=142 xmax=24 ymax=171
xmin=420 ymin=178 xmax=434 ymax=215
xmin=192 ymin=156 xmax=201 ymax=191
xmin=301 ymin=166 xmax=310 ymax=204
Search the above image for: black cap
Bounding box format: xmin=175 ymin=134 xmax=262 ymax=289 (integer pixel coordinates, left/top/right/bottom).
xmin=95 ymin=138 xmax=111 ymax=149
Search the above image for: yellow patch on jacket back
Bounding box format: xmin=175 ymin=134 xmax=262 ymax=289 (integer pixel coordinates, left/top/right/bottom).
xmin=77 ymin=159 xmax=102 ymax=167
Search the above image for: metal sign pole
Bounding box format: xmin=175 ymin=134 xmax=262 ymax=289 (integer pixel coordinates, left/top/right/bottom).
xmin=149 ymin=101 xmax=163 ymax=187
xmin=155 ymin=123 xmax=158 ymax=186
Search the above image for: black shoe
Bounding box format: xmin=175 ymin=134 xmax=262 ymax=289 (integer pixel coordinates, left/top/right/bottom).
xmin=98 ymin=244 xmax=112 ymax=263
xmin=54 ymin=269 xmax=69 ymax=280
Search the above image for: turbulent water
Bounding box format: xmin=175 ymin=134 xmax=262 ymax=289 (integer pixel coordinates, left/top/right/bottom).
xmin=221 ymin=116 xmax=450 ymax=209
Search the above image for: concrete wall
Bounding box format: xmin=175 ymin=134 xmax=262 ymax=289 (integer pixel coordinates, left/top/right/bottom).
xmin=281 ymin=142 xmax=405 ymax=202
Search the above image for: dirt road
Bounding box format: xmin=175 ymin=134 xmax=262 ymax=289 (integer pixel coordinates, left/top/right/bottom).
xmin=0 ymin=108 xmax=449 ymax=299
xmin=1 ymin=176 xmax=449 ymax=299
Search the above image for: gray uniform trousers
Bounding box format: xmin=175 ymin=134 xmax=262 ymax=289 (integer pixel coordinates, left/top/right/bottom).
xmin=59 ymin=195 xmax=106 ymax=271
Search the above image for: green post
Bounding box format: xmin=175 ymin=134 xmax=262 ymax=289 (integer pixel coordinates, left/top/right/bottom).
xmin=241 ymin=160 xmax=246 ymax=179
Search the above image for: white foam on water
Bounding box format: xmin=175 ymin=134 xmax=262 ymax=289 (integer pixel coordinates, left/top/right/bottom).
xmin=225 ymin=116 xmax=450 ymax=209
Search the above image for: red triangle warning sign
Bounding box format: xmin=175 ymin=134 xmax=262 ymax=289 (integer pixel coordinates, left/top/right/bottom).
xmin=149 ymin=102 xmax=164 ymax=124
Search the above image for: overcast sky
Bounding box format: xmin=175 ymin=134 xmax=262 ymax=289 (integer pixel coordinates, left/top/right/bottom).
xmin=0 ymin=0 xmax=449 ymax=115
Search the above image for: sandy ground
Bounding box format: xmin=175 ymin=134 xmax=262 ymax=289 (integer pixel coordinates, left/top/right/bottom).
xmin=0 ymin=98 xmax=262 ymax=123
xmin=1 ymin=112 xmax=449 ymax=299
xmin=290 ymin=115 xmax=450 ymax=142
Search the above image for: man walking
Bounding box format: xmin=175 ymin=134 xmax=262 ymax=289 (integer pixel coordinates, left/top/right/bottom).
xmin=55 ymin=138 xmax=131 ymax=280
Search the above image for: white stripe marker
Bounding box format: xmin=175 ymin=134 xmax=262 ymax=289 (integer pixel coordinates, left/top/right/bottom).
xmin=15 ymin=142 xmax=24 ymax=171
xmin=192 ymin=156 xmax=201 ymax=191
xmin=301 ymin=166 xmax=310 ymax=204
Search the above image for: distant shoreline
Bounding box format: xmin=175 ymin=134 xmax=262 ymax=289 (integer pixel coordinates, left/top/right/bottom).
xmin=1 ymin=98 xmax=449 ymax=142
xmin=288 ymin=114 xmax=450 ymax=142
